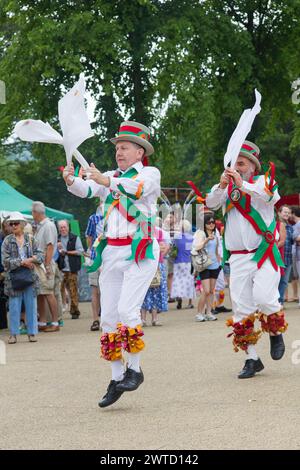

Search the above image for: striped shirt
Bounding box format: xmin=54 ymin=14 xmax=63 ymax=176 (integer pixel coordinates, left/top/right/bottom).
xmin=284 ymin=224 xmax=294 ymax=266
xmin=85 ymin=213 xmax=104 ymax=260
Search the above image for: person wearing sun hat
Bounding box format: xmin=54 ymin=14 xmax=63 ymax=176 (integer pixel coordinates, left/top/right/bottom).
xmin=206 ymin=140 xmax=287 ymax=380
xmin=63 ymin=120 xmax=160 ymax=407
xmin=1 ymin=212 xmax=44 ymax=344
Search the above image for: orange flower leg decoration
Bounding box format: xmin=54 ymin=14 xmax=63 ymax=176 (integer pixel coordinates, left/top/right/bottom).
xmin=100 ymin=331 xmax=123 ymax=361
xmin=217 ymin=290 xmax=225 ymax=306
xmin=118 ymin=323 xmax=145 ymax=353
xmin=226 ymin=314 xmax=262 ymax=353
xmin=258 ymin=310 xmax=288 ymax=335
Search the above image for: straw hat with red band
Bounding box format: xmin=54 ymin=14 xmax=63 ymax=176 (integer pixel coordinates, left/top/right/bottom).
xmin=239 ymin=140 xmax=261 ymax=172
xmin=110 ymin=121 xmax=154 ymax=157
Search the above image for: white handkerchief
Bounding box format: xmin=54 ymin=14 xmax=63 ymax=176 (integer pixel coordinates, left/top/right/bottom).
xmin=58 ymin=73 xmax=94 ymax=165
xmin=13 ymin=74 xmax=93 ymax=170
xmin=14 ymin=119 xmax=63 ymax=145
xmin=223 ymin=89 xmax=261 ymax=169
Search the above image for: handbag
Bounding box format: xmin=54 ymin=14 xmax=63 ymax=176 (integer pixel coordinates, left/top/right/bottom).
xmin=150 ymin=267 xmax=161 ymax=288
xmin=191 ymin=248 xmax=213 ymax=273
xmin=10 ymin=266 xmax=34 ymax=291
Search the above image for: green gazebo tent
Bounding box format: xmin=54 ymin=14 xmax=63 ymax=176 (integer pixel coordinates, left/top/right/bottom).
xmin=0 ymin=179 xmax=80 ymax=234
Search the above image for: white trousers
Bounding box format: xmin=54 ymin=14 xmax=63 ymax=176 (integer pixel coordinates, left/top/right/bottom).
xmin=215 ymin=269 xmax=225 ymax=292
xmin=99 ymin=240 xmax=159 ymax=333
xmin=214 ymin=269 xmax=225 ymax=306
xmin=229 ymin=253 xmax=281 ymax=323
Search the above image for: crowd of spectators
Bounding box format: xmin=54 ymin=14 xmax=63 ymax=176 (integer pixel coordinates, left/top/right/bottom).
xmin=1 ymin=202 xmax=299 ymax=342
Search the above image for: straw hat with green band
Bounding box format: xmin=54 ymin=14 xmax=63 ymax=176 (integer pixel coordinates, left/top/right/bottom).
xmin=239 ymin=140 xmax=261 ymax=171
xmin=110 ymin=121 xmax=154 ymax=157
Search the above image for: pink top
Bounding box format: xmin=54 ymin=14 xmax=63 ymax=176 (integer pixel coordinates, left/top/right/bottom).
xmin=155 ymin=227 xmax=164 ymax=263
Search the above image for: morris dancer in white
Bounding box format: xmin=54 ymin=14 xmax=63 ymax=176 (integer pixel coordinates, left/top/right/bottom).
xmin=63 ymin=121 xmax=160 ymax=406
xmin=206 ymin=141 xmax=287 ymax=379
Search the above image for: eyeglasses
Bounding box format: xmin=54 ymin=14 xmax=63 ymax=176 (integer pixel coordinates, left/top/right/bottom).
xmin=207 ymin=220 xmax=215 ymax=224
xmin=9 ymin=222 xmax=21 ymax=226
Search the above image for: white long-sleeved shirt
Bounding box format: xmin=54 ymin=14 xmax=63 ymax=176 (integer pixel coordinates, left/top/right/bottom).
xmin=67 ymin=162 xmax=161 ymax=238
xmin=206 ymin=176 xmax=280 ymax=252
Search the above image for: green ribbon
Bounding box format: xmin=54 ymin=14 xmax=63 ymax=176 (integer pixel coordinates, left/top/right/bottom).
xmin=252 ymin=219 xmax=284 ymax=268
xmin=222 ymin=234 xmax=230 ymax=266
xmin=88 ymin=237 xmax=108 ymax=273
xmin=224 ymin=187 xmax=285 ymax=269
xmin=117 ymin=194 xmax=155 ymax=263
xmin=88 ymin=166 xmax=154 ymax=272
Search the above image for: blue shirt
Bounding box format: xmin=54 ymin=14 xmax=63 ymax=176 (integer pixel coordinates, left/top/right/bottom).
xmin=206 ymin=238 xmax=220 ymax=270
xmin=173 ymin=233 xmax=193 ymax=263
xmin=85 ymin=213 xmax=104 ymax=260
xmin=53 ymin=249 xmax=59 ymax=262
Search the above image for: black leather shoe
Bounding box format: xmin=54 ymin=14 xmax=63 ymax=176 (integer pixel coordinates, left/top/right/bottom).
xmin=115 ymin=368 xmax=144 ymax=392
xmin=71 ymin=313 xmax=80 ymax=319
xmin=215 ymin=306 xmax=232 ymax=313
xmin=98 ymin=380 xmax=124 ymax=408
xmin=238 ymin=358 xmax=264 ymax=379
xmin=254 ymin=357 xmax=264 ymax=373
xmin=270 ymin=334 xmax=285 ymax=360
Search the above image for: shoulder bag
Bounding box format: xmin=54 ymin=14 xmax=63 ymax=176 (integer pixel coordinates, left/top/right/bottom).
xmin=150 ymin=266 xmax=161 ymax=288
xmin=10 ymin=266 xmax=34 ymax=291
xmin=191 ymin=248 xmax=213 ymax=273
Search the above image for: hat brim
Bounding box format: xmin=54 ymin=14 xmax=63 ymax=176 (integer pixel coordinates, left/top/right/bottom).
xmin=239 ymin=151 xmax=261 ymax=171
xmin=6 ymin=211 xmax=27 ymax=223
xmin=8 ymin=218 xmax=26 ymax=223
xmin=110 ymin=135 xmax=154 ymax=156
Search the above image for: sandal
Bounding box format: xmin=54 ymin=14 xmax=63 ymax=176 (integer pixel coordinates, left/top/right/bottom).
xmin=8 ymin=335 xmax=17 ymax=344
xmin=90 ymin=320 xmax=100 ymax=331
xmin=28 ymin=335 xmax=37 ymax=342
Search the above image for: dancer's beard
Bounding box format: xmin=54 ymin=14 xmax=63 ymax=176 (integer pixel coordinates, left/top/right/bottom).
xmin=238 ymin=169 xmax=255 ymax=182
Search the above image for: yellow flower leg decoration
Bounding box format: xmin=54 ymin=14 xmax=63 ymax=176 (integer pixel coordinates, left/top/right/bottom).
xmin=118 ymin=323 xmax=145 ymax=353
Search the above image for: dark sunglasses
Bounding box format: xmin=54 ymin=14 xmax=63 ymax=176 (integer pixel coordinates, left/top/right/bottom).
xmin=9 ymin=221 xmax=21 ymax=226
xmin=206 ymin=220 xmax=215 ymax=224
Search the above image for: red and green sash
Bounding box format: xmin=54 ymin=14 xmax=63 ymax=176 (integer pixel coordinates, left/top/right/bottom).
xmin=224 ymin=181 xmax=284 ymax=271
xmin=88 ymin=167 xmax=155 ymax=272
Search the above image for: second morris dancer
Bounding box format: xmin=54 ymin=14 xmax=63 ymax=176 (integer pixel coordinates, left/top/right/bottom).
xmin=206 ymin=141 xmax=287 ymax=379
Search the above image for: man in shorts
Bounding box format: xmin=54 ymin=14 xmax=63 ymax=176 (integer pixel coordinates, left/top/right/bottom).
xmin=32 ymin=201 xmax=59 ymax=332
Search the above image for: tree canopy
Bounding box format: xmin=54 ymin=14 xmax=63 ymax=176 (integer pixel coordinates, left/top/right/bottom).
xmin=1 ymin=0 xmax=300 ymax=229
